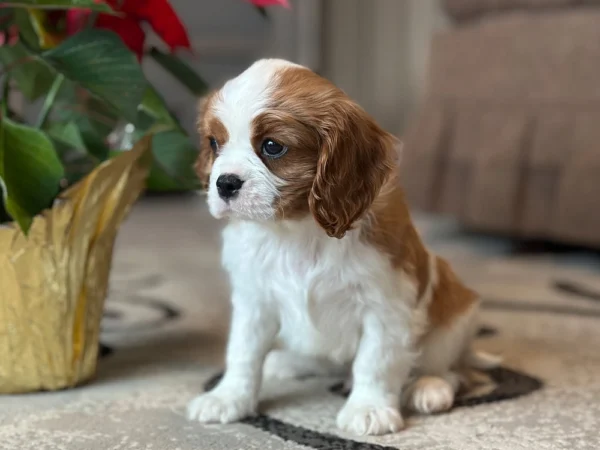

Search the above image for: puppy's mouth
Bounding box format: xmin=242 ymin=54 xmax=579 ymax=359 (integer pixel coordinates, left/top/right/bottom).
xmin=208 ymin=195 xmax=233 ymax=219
xmin=207 ymin=193 xmax=279 ymax=223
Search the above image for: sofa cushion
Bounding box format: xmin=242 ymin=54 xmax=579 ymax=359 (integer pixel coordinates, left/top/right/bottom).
xmin=401 ymin=10 xmax=600 ymax=247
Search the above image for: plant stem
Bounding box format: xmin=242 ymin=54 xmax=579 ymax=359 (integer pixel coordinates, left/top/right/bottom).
xmin=36 ymin=74 xmax=64 ymax=129
xmin=1 ymin=74 xmax=10 ymax=119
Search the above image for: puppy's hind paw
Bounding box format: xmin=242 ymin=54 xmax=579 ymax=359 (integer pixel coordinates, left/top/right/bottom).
xmin=407 ymin=376 xmax=455 ymax=414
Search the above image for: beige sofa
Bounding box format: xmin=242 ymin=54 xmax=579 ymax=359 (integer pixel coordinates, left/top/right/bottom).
xmin=401 ymin=0 xmax=600 ymax=247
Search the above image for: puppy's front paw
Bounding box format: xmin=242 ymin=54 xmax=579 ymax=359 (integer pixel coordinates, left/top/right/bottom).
xmin=336 ymin=401 xmax=404 ymax=436
xmin=187 ymin=391 xmax=255 ymax=424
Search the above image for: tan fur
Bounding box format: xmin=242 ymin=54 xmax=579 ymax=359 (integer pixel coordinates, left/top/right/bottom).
xmin=264 ymin=66 xmax=397 ymax=237
xmin=251 ymin=106 xmax=320 ymax=219
xmin=428 ymin=257 xmax=478 ymax=328
xmin=363 ymin=178 xmax=431 ymax=300
xmin=363 ymin=177 xmax=477 ymax=329
xmin=364 ymin=177 xmax=477 ymax=329
xmin=194 ymin=91 xmax=227 ymax=189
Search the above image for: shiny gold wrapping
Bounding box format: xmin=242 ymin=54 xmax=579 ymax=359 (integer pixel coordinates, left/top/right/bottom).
xmin=0 ymin=140 xmax=152 ymax=394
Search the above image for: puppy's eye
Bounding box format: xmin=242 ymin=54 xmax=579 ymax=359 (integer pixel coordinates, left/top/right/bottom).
xmin=208 ymin=137 xmax=219 ymax=153
xmin=261 ymin=138 xmax=288 ymax=158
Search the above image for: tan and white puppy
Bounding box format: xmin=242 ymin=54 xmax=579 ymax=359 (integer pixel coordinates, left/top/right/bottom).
xmin=187 ymin=59 xmax=495 ymax=436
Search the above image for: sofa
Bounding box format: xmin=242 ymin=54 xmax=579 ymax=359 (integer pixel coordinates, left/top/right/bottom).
xmin=401 ymin=0 xmax=600 ymax=248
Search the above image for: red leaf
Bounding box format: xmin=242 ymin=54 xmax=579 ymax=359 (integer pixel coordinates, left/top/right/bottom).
xmin=95 ymin=14 xmax=146 ymax=60
xmin=245 ymin=0 xmax=290 ymax=7
xmin=136 ymin=0 xmax=191 ymax=52
xmin=104 ymin=0 xmax=191 ymax=52
xmin=65 ymin=9 xmax=91 ymax=35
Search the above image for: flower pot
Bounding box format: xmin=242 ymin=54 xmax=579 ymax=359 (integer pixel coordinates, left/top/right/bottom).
xmin=0 ymin=140 xmax=152 ymax=394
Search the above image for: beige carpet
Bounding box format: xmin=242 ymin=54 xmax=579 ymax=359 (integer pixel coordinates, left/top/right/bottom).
xmin=2 ymin=194 xmax=600 ymax=450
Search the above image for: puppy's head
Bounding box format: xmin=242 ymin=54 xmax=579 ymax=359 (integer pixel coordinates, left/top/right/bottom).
xmin=196 ymin=59 xmax=397 ymax=238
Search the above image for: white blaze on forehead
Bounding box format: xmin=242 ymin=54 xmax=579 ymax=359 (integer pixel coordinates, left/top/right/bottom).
xmin=206 ymin=59 xmax=304 ymax=221
xmin=212 ymin=59 xmax=303 ymax=141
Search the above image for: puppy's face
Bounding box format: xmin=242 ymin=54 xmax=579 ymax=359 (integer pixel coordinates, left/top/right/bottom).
xmin=196 ymin=59 xmax=397 ymax=238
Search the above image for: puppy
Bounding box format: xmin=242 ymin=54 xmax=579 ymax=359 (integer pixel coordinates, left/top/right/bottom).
xmin=187 ymin=59 xmax=494 ymax=436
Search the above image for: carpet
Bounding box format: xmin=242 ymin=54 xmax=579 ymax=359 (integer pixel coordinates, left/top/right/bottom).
xmin=2 ymin=194 xmax=600 ymax=450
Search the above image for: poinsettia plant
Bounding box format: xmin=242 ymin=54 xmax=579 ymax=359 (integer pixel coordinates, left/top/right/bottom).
xmin=0 ymin=0 xmax=288 ymax=233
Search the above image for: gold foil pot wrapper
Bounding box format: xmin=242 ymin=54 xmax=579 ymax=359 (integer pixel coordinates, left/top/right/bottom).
xmin=0 ymin=139 xmax=152 ymax=394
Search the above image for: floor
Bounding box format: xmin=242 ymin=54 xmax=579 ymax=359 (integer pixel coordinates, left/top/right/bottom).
xmin=1 ymin=194 xmax=600 ymax=450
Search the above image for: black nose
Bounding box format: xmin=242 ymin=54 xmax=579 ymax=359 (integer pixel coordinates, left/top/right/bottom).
xmin=216 ymin=174 xmax=244 ymax=200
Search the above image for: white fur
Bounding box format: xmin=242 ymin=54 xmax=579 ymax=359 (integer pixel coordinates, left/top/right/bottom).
xmin=263 ymin=350 xmax=347 ymax=380
xmin=188 ymin=59 xmax=480 ymax=436
xmin=187 ymin=216 xmax=420 ymax=434
xmin=187 ymin=218 xmax=418 ymax=435
xmin=207 ymin=59 xmax=298 ymax=221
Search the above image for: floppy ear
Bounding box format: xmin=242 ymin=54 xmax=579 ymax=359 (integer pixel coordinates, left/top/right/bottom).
xmin=309 ymin=101 xmax=397 ymax=238
xmin=194 ymin=93 xmax=215 ymax=190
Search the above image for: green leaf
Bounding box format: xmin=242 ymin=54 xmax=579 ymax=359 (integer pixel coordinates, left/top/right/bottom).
xmin=51 ymin=82 xmax=115 ymax=160
xmin=13 ymin=9 xmax=42 ymax=49
xmin=146 ymin=162 xmax=187 ymax=192
xmin=43 ymin=29 xmax=148 ymax=122
xmin=49 ymin=113 xmax=111 ymax=160
xmin=1 ymin=0 xmax=113 ymax=11
xmin=147 ymin=130 xmax=199 ymax=191
xmin=0 ymin=42 xmax=55 ymax=101
xmin=54 ymin=79 xmax=118 ymax=130
xmin=138 ymin=85 xmax=178 ymax=126
xmin=46 ymin=121 xmax=87 ymax=151
xmin=0 ymin=8 xmax=12 ymax=32
xmin=149 ymin=48 xmax=208 ymax=97
xmin=0 ymin=118 xmax=64 ymax=233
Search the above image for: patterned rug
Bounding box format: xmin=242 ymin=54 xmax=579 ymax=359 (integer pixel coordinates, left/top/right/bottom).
xmin=2 ymin=195 xmax=600 ymax=450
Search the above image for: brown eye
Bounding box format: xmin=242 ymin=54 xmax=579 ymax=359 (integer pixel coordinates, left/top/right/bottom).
xmin=208 ymin=137 xmax=218 ymax=153
xmin=261 ymin=138 xmax=288 ymax=158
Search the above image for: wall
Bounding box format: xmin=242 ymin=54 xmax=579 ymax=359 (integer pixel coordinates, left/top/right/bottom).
xmin=150 ymin=0 xmax=450 ymax=136
xmin=321 ymin=0 xmax=449 ymax=134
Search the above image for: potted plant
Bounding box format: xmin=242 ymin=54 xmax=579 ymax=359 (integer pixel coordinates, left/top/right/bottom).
xmin=0 ymin=0 xmax=288 ymax=394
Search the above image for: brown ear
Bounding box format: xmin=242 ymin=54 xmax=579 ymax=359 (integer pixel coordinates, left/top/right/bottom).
xmin=309 ymin=102 xmax=397 ymax=238
xmin=194 ymin=93 xmax=216 ymax=190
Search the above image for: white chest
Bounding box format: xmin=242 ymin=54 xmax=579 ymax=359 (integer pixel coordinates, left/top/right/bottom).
xmin=221 ymin=220 xmax=402 ymax=362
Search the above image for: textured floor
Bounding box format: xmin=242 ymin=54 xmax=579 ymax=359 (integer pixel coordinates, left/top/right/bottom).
xmin=2 ymin=194 xmax=600 ymax=450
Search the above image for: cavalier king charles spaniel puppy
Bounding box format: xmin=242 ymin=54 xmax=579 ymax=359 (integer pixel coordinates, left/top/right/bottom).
xmin=187 ymin=59 xmax=496 ymax=436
